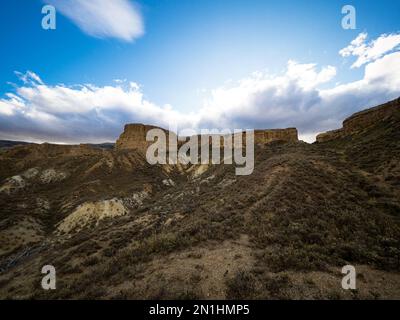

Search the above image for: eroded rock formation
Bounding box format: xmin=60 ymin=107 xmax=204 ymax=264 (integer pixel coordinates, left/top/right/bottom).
xmin=115 ymin=124 xmax=173 ymax=153
xmin=115 ymin=124 xmax=298 ymax=153
xmin=317 ymin=97 xmax=400 ymax=143
xmin=254 ymin=128 xmax=298 ymax=144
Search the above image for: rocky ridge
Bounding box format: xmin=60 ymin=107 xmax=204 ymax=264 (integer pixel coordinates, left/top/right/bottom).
xmin=317 ymin=97 xmax=400 ymax=143
xmin=116 ymin=124 xmax=298 ymax=153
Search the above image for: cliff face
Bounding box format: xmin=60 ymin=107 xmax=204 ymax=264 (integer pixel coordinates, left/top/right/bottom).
xmin=317 ymin=97 xmax=400 ymax=143
xmin=316 ymin=129 xmax=344 ymax=143
xmin=115 ymin=124 xmax=298 ymax=152
xmin=254 ymin=128 xmax=298 ymax=144
xmin=115 ymin=124 xmax=173 ymax=153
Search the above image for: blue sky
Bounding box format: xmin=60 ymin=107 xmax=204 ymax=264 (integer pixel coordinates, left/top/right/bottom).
xmin=0 ymin=0 xmax=399 ymax=143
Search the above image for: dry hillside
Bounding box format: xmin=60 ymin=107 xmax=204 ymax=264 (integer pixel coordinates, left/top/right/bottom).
xmin=0 ymin=98 xmax=399 ymax=299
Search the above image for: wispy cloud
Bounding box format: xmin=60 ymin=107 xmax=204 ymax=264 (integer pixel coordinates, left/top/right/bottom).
xmin=339 ymin=32 xmax=400 ymax=68
xmin=45 ymin=0 xmax=144 ymax=42
xmin=14 ymin=71 xmax=44 ymax=85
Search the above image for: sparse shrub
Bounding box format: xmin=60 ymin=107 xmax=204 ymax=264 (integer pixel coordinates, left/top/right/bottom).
xmin=226 ymin=270 xmax=257 ymax=299
xmin=82 ymin=255 xmax=100 ymax=267
xmin=264 ymin=273 xmax=291 ymax=297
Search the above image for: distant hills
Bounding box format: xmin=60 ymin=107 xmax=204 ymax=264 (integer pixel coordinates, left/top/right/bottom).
xmin=0 ymin=140 xmax=114 ymax=150
xmin=0 ymin=140 xmax=32 ymax=149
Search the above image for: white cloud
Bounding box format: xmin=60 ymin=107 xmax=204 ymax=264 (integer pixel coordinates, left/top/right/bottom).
xmin=339 ymin=32 xmax=400 ymax=68
xmin=286 ymin=60 xmax=336 ymax=89
xmin=45 ymin=0 xmax=144 ymax=41
xmin=194 ymin=61 xmax=332 ymax=131
xmin=0 ymin=101 xmax=15 ymax=116
xmin=1 ymin=33 xmax=399 ymax=144
xmin=0 ymin=72 xmax=194 ymax=143
xmin=194 ymin=53 xmax=399 ymax=141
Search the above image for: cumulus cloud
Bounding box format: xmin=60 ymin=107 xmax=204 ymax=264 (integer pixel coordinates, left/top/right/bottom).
xmin=45 ymin=0 xmax=144 ymax=41
xmin=339 ymin=32 xmax=400 ymax=68
xmin=286 ymin=60 xmax=337 ymax=89
xmin=1 ymin=33 xmax=399 ymax=144
xmin=194 ymin=53 xmax=399 ymax=139
xmin=0 ymin=73 xmax=193 ymax=143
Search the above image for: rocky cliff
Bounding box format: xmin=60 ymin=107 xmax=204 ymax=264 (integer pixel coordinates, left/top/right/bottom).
xmin=115 ymin=124 xmax=174 ymax=153
xmin=115 ymin=124 xmax=298 ymax=153
xmin=254 ymin=128 xmax=298 ymax=144
xmin=317 ymin=97 xmax=400 ymax=143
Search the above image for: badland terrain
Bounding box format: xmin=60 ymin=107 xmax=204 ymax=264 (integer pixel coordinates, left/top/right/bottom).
xmin=0 ymin=98 xmax=399 ymax=299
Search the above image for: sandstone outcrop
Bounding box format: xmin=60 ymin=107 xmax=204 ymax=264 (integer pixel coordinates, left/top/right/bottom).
xmin=115 ymin=124 xmax=298 ymax=153
xmin=57 ymin=199 xmax=128 ymax=234
xmin=317 ymin=97 xmax=400 ymax=143
xmin=316 ymin=129 xmax=343 ymax=143
xmin=115 ymin=124 xmax=173 ymax=153
xmin=0 ymin=167 xmax=68 ymax=195
xmin=254 ymin=128 xmax=298 ymax=144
